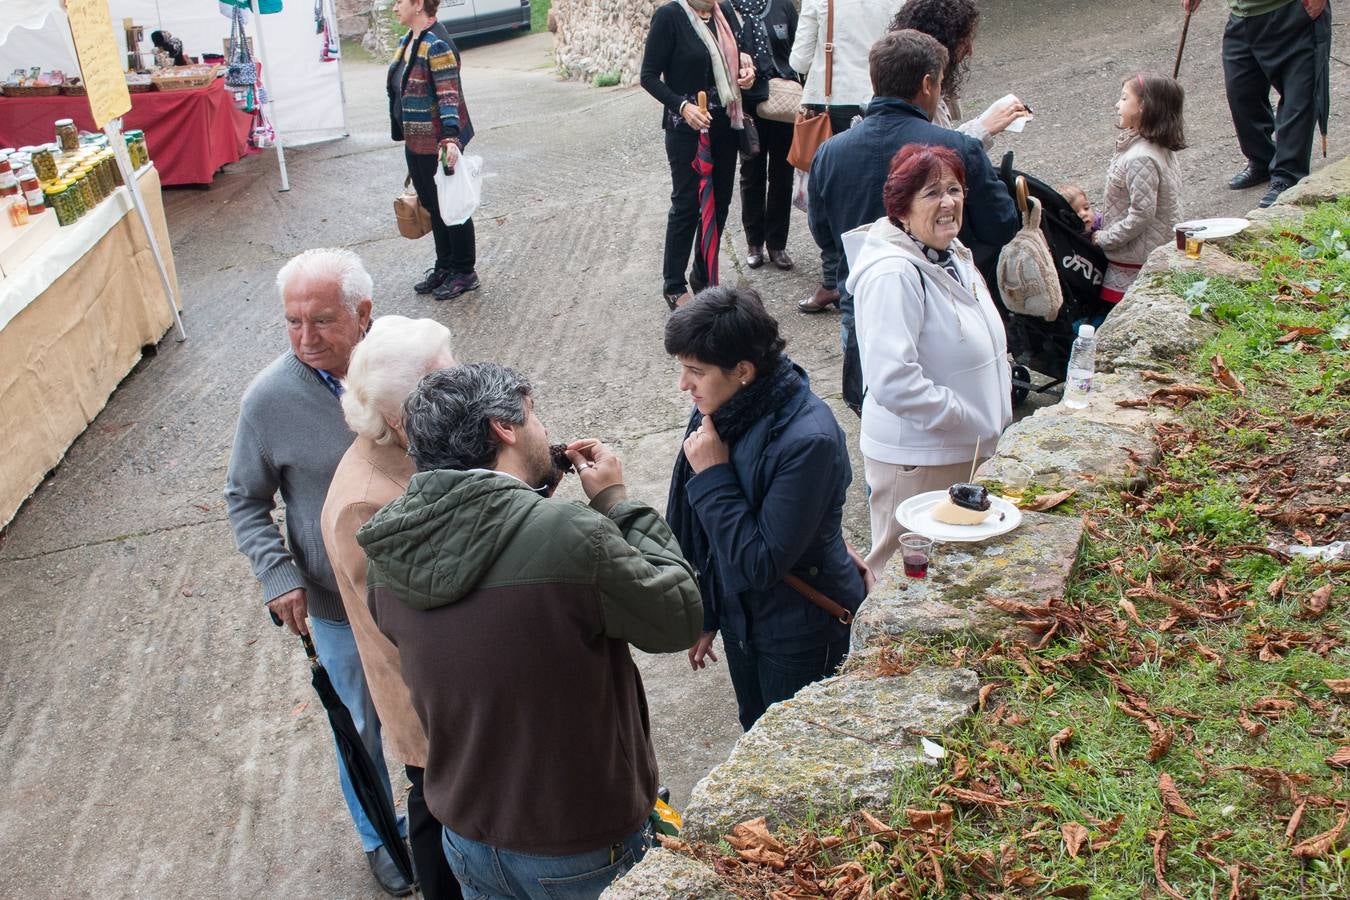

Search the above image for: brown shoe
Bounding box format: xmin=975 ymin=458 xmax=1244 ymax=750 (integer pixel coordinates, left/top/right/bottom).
xmin=797 ymin=286 xmax=840 ymax=314
xmin=746 ymin=245 xmax=765 ymax=268
xmin=769 ymin=248 xmax=794 ymax=270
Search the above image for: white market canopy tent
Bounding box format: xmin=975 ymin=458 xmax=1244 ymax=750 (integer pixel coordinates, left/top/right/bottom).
xmin=0 ymin=0 xmax=348 ymax=147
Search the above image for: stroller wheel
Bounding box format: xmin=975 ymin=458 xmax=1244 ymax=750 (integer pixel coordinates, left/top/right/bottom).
xmin=1011 ymin=364 xmax=1032 ymax=407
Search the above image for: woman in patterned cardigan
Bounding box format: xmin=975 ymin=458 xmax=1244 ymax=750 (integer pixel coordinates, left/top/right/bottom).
xmin=389 ymin=0 xmax=479 ymax=302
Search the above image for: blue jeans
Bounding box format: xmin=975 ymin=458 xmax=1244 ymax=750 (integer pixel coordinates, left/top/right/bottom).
xmin=308 ymin=614 xmax=405 ymax=852
xmin=441 ymin=825 xmax=649 ymax=900
xmin=723 ymin=637 xmax=848 ymax=731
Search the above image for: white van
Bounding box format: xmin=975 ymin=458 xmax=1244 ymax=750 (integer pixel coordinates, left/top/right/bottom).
xmin=438 ymin=0 xmax=531 ymax=39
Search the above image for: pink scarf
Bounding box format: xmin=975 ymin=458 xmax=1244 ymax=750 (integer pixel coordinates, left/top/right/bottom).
xmin=680 ymin=0 xmax=743 ymax=128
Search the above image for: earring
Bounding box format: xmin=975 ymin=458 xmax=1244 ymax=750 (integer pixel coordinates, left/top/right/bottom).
xmin=740 ymin=380 xmax=747 ymax=386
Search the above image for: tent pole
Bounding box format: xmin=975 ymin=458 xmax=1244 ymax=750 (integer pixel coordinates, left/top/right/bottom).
xmin=249 ymin=7 xmax=290 ymax=192
xmin=105 ymin=122 xmax=187 ymax=342
xmin=330 ymin=0 xmax=350 ymax=136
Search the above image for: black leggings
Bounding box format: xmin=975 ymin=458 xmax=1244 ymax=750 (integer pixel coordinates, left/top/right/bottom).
xmin=405 ymin=148 xmax=476 ymax=275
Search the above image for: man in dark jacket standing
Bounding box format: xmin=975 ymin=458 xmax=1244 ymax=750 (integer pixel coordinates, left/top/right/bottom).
xmin=1183 ymin=0 xmax=1332 ymax=208
xmin=807 ymin=29 xmax=1018 ymax=413
xmin=358 ymin=363 xmax=703 ymax=897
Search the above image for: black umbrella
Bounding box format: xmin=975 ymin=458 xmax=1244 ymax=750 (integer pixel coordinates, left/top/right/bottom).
xmin=1314 ymin=15 xmax=1330 ymax=158
xmin=299 ymin=633 xmax=415 ymax=886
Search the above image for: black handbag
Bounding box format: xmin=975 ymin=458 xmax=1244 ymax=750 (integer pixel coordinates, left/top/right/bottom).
xmin=739 ymin=116 xmax=762 ymax=160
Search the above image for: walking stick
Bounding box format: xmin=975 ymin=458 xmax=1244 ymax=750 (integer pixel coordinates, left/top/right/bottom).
xmin=1172 ymin=9 xmax=1194 ymax=80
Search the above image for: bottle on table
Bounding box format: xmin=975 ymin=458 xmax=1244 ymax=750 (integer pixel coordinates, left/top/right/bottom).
xmin=1061 ymin=324 xmax=1097 ymax=410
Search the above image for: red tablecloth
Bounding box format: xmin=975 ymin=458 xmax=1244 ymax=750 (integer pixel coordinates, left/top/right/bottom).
xmin=0 ymin=78 xmax=254 ymax=186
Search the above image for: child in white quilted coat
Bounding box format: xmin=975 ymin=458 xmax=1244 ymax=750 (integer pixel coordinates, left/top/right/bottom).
xmin=1094 ymin=72 xmax=1186 ymax=303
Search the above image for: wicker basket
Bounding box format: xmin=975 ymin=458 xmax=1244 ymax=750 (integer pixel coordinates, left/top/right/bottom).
xmin=61 ymin=81 xmax=87 ymax=96
xmin=126 ymin=77 xmax=154 ymax=94
xmin=2 ymin=83 xmax=62 ymax=97
xmin=151 ymin=65 xmax=221 ymax=92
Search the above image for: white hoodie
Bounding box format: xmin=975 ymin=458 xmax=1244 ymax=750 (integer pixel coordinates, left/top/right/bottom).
xmin=844 ymin=217 xmax=1012 ymax=466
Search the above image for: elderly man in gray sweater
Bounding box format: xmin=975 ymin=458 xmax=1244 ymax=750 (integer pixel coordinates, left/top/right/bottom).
xmin=224 ymin=248 xmax=411 ymax=897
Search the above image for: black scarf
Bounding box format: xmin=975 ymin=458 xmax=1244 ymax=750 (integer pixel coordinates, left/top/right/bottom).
xmin=666 ymin=354 xmax=802 ymax=580
xmin=732 ymin=0 xmax=773 ymax=76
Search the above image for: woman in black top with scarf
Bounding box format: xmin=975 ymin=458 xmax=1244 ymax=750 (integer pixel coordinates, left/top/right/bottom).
xmin=731 ymin=0 xmax=798 ymax=272
xmin=665 ymin=287 xmax=870 ymax=731
xmin=641 ymin=1 xmax=757 ymax=309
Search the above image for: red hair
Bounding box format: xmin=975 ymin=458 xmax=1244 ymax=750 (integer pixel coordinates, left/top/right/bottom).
xmin=883 ymin=144 xmax=967 ymax=225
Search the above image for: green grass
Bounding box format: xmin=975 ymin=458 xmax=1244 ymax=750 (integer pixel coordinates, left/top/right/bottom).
xmin=531 ymin=0 xmax=551 ymax=33
xmin=669 ymin=201 xmax=1350 ymax=897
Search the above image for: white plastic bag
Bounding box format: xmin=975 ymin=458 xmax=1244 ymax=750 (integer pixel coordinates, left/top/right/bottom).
xmin=792 ymin=168 xmax=810 ymax=213
xmin=434 ymin=153 xmax=483 ymax=225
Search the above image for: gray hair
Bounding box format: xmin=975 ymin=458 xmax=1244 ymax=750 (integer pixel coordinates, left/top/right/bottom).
xmin=275 ymin=247 xmax=374 ymax=313
xmin=404 ymin=363 xmax=532 ymax=473
xmin=341 ymin=316 xmax=455 ymax=444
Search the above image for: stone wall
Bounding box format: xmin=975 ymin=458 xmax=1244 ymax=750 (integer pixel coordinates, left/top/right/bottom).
xmin=552 ymin=0 xmax=657 ymax=85
xmin=604 ymin=154 xmax=1350 ymax=897
xmin=336 ymin=0 xmax=378 ymax=41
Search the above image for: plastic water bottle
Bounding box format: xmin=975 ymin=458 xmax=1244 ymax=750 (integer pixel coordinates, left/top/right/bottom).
xmin=1061 ymin=324 xmax=1097 ymax=409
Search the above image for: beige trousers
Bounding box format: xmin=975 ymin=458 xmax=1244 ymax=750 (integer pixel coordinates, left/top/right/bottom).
xmin=863 ymin=456 xmax=985 ymax=577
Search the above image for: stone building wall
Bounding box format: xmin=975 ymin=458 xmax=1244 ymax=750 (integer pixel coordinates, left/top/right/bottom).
xmin=552 ymin=0 xmax=658 ymax=85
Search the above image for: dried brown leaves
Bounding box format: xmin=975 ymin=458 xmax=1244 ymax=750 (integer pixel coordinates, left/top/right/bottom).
xmin=1158 ymin=773 xmax=1197 ymax=819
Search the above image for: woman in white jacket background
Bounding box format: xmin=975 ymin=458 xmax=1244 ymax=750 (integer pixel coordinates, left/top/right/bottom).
xmin=845 ymin=143 xmax=1011 ymax=575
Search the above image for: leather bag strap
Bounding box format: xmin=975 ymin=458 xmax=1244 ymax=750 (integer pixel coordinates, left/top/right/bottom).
xmin=784 ymin=573 xmax=853 ymax=625
xmin=823 ymin=0 xmax=834 ymax=103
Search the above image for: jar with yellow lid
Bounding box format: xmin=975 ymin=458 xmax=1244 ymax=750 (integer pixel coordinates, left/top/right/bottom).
xmin=105 ymin=150 xmax=124 ymax=187
xmin=45 ymin=182 xmax=73 ymax=225
xmin=76 ymin=170 xmax=97 ymax=209
xmin=96 ymin=153 xmax=115 ymax=195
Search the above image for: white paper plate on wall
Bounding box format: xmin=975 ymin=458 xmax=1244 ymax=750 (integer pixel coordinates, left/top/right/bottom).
xmin=1174 ymin=217 xmax=1250 ymax=239
xmin=896 ymin=491 xmax=1023 ymax=542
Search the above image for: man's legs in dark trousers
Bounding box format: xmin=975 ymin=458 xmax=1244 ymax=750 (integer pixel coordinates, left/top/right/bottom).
xmin=663 ymin=129 xmax=701 ymax=295
xmin=740 ymin=118 xmax=795 ymax=251
xmin=817 ymin=107 xmax=862 ymax=291
xmin=761 ymin=118 xmax=795 ymax=251
xmin=405 ymin=766 xmax=463 ymax=900
xmin=1222 ymin=4 xmax=1326 ymax=184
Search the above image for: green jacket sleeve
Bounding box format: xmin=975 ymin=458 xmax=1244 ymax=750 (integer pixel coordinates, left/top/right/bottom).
xmin=592 ymin=499 xmax=704 ymax=653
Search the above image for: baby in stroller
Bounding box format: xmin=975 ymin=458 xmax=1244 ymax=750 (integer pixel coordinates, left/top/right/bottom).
xmin=1056 ymin=183 xmax=1101 ymax=233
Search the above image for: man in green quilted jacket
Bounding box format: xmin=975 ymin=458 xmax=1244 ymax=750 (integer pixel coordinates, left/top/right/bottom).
xmin=358 ymin=362 xmax=703 ymax=896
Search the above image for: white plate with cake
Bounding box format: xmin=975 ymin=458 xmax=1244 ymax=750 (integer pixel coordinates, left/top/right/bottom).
xmin=896 ymin=483 xmax=1022 ymax=542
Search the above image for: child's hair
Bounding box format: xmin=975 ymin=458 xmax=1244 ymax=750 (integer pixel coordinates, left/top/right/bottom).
xmin=1126 ymin=72 xmax=1187 ymax=151
xmin=1056 ymin=183 xmax=1088 ymax=207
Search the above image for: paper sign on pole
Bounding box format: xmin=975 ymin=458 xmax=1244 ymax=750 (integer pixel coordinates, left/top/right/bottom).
xmin=65 ymin=0 xmax=131 ymax=127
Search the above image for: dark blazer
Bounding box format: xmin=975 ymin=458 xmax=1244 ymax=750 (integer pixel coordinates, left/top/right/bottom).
xmin=807 ymin=96 xmax=1019 ymax=299
xmin=640 ymin=1 xmax=744 ymax=132
xmin=681 ymin=371 xmax=863 ymax=653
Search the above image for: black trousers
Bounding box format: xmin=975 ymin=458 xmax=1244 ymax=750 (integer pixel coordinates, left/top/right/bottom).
xmin=663 ymin=112 xmax=739 ymax=295
xmin=807 ymin=105 xmax=863 ymax=288
xmin=1222 ymin=2 xmax=1331 ymax=184
xmin=739 ymin=116 xmax=795 ymax=251
xmin=405 ymin=148 xmax=476 ymax=275
xmin=406 ymin=765 xmax=463 ymax=900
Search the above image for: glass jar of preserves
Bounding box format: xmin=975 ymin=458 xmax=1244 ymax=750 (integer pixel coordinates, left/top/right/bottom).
xmin=18 ymin=169 xmax=44 ymax=215
xmin=0 ymin=167 xmax=16 ymax=198
xmin=30 ymin=146 xmax=57 ymax=183
xmin=95 ymin=154 xmax=115 ymax=195
xmin=105 ymin=150 xmax=124 ymax=187
xmin=55 ymin=118 xmax=79 ymax=153
xmin=76 ymin=170 xmax=97 ymax=209
xmin=45 ymin=182 xmax=73 ymax=225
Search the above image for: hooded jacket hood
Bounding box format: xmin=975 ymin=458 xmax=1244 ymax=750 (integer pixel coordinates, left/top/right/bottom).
xmin=844 ymin=216 xmax=976 ymax=294
xmin=357 ymin=468 xmax=539 ymax=610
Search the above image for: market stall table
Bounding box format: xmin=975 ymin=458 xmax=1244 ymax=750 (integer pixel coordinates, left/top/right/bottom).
xmin=0 ymin=78 xmax=253 ymax=186
xmin=0 ymin=165 xmax=181 ymax=527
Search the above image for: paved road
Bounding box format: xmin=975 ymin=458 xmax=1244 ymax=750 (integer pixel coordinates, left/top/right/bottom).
xmin=1 ymin=3 xmax=1345 ymax=895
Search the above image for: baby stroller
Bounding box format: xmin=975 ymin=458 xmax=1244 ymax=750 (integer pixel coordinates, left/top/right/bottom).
xmin=996 ymin=152 xmax=1112 ymax=405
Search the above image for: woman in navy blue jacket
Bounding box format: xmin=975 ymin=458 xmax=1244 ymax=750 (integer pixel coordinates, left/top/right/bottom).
xmin=665 ymin=287 xmax=870 ymax=730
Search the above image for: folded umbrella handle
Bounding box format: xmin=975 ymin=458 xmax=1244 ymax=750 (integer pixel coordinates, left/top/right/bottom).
xmin=300 ymin=632 xmax=319 ymax=664
xmin=698 ymin=91 xmax=708 ymax=116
